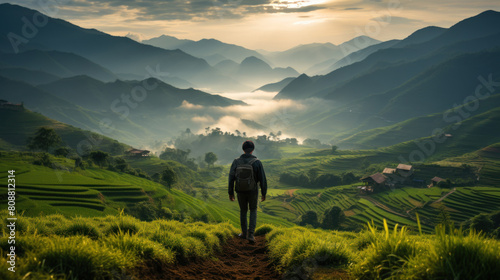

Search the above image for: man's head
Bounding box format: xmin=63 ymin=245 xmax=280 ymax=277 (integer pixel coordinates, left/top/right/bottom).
xmin=242 ymin=140 xmax=255 ymax=154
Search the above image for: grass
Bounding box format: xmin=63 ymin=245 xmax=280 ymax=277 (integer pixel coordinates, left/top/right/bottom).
xmin=0 ymin=212 xmax=238 ymax=280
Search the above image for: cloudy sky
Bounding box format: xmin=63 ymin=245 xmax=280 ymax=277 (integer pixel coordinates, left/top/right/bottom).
xmin=2 ymin=0 xmax=500 ymax=50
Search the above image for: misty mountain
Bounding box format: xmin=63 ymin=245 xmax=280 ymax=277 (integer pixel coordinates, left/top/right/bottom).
xmin=143 ymin=35 xmax=268 ymax=65
xmin=39 ymin=75 xmax=245 ymax=113
xmin=290 ymin=47 xmax=500 ymax=142
xmin=0 ymin=49 xmax=117 ymax=82
xmin=262 ymin=36 xmax=380 ymax=73
xmin=0 ymin=4 xmax=247 ymax=92
xmin=307 ymin=39 xmax=400 ymax=75
xmin=253 ymin=77 xmax=294 ymax=92
xmin=0 ymin=105 xmax=130 ymax=154
xmin=274 ymin=10 xmax=500 ymax=142
xmin=392 ymin=26 xmax=447 ymax=48
xmin=277 ymin=10 xmax=500 ymax=101
xmin=0 ymin=75 xmax=108 ymax=132
xmin=213 ymin=56 xmax=299 ymax=88
xmin=0 ymin=67 xmax=60 ymax=85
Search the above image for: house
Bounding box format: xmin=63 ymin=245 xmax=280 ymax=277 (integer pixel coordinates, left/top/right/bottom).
xmin=0 ymin=100 xmax=24 ymax=111
xmin=360 ymin=173 xmax=387 ymax=192
xmin=428 ymin=176 xmax=445 ymax=188
xmin=126 ymin=149 xmax=150 ymax=157
xmin=396 ymin=164 xmax=414 ymax=178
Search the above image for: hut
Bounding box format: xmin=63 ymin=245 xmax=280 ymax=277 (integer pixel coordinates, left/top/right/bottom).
xmin=396 ymin=164 xmax=414 ymax=178
xmin=126 ymin=149 xmax=150 ymax=157
xmin=428 ymin=176 xmax=445 ymax=187
xmin=360 ymin=173 xmax=387 ymax=192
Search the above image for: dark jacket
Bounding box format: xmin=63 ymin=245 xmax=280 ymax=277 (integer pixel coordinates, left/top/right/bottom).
xmin=228 ymin=153 xmax=267 ymax=197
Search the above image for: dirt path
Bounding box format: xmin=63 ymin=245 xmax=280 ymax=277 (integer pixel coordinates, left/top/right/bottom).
xmin=432 ymin=187 xmax=457 ymax=204
xmin=161 ymin=235 xmax=281 ymax=280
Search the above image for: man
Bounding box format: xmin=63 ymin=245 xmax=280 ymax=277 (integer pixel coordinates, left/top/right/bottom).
xmin=228 ymin=140 xmax=267 ymax=244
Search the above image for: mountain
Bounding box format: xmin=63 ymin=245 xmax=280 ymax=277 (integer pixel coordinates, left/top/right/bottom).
xmin=0 ymin=4 xmax=246 ymax=92
xmin=0 ymin=67 xmax=60 ymax=85
xmin=262 ymin=36 xmax=380 ymax=73
xmin=273 ymin=11 xmax=500 ymax=141
xmin=392 ymin=26 xmax=447 ymax=48
xmin=308 ymin=39 xmax=400 ymax=75
xmin=253 ymin=77 xmax=295 ymax=92
xmin=213 ymin=56 xmax=299 ymax=88
xmin=274 ymin=74 xmax=316 ymax=100
xmin=335 ymin=93 xmax=500 ymax=150
xmin=39 ymin=75 xmax=245 ymax=113
xmin=278 ymin=11 xmax=500 ymax=102
xmin=0 ymin=105 xmax=129 ymax=153
xmin=0 ymin=49 xmax=117 ymax=82
xmin=0 ymin=75 xmax=109 ymax=132
xmin=143 ymin=35 xmax=268 ymax=65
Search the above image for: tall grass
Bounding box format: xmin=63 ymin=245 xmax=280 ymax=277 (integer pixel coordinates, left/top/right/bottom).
xmin=350 ymin=220 xmax=422 ymax=279
xmin=0 ymin=212 xmax=238 ymax=279
xmin=267 ymin=227 xmax=353 ymax=275
xmin=403 ymin=226 xmax=500 ymax=279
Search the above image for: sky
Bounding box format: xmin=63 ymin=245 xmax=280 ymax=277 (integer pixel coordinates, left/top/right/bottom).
xmin=2 ymin=0 xmax=500 ymax=51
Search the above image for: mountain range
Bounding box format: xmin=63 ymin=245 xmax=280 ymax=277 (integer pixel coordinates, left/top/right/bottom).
xmin=274 ymin=10 xmax=500 ymax=144
xmin=1 ymin=3 xmax=500 ymax=154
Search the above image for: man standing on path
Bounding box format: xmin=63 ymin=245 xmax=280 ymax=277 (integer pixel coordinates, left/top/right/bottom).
xmin=228 ymin=140 xmax=267 ymax=244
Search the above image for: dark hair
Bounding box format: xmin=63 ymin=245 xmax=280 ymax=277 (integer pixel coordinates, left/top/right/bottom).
xmin=242 ymin=140 xmax=255 ymax=153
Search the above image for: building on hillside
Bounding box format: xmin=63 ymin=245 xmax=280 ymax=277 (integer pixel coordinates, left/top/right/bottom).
xmin=0 ymin=99 xmax=24 ymax=111
xmin=396 ymin=164 xmax=414 ymax=178
xmin=360 ymin=173 xmax=387 ymax=193
xmin=126 ymin=149 xmax=150 ymax=157
xmin=428 ymin=176 xmax=445 ymax=188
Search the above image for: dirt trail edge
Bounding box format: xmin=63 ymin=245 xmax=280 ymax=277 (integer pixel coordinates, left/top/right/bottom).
xmin=162 ymin=235 xmax=281 ymax=280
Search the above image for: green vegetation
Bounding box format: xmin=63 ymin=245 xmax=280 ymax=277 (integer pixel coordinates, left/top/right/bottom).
xmin=0 ymin=213 xmax=236 ymax=280
xmin=260 ymin=220 xmax=500 ymax=279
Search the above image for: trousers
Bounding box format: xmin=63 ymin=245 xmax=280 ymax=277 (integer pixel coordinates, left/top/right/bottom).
xmin=237 ymin=191 xmax=258 ymax=235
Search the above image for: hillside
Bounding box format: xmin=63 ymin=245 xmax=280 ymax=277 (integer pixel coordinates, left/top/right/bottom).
xmin=0 ymin=106 xmax=129 ymax=154
xmin=276 ymin=10 xmax=500 ymax=101
xmin=0 ymin=3 xmax=246 ymax=92
xmin=335 ymin=93 xmax=500 ymax=149
xmin=0 ymin=49 xmax=117 ymax=82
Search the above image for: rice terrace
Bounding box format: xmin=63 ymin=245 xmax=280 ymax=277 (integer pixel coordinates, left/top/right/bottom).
xmin=1 ymin=1 xmax=500 ymax=279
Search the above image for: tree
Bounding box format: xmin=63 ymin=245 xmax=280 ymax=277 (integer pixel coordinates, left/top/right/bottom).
xmin=27 ymin=127 xmax=62 ymax=152
xmin=300 ymin=210 xmax=319 ymax=227
xmin=308 ymin=168 xmax=321 ymax=182
xmin=331 ymin=145 xmax=338 ymax=154
xmin=470 ymin=213 xmax=494 ymax=234
xmin=322 ymin=206 xmax=345 ymax=230
xmin=89 ymin=151 xmax=110 ymax=168
xmin=114 ymin=157 xmax=128 ymax=172
xmin=54 ymin=147 xmax=71 ymax=157
xmin=162 ymin=166 xmax=177 ymax=190
xmin=341 ymin=172 xmax=357 ymax=185
xmin=204 ymin=152 xmax=218 ymax=167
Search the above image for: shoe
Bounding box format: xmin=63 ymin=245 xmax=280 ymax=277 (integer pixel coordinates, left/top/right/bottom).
xmin=238 ymin=232 xmax=246 ymax=239
xmin=247 ymin=233 xmax=255 ymax=244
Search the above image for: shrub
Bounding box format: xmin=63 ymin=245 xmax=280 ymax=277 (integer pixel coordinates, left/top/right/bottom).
xmin=104 ymin=233 xmax=175 ymax=266
xmin=255 ymin=224 xmax=275 ymax=236
xmin=267 ymin=227 xmax=352 ymax=275
xmin=105 ymin=216 xmax=140 ymax=235
xmin=58 ymin=219 xmax=100 ymax=239
xmin=31 ymin=236 xmax=129 ymax=280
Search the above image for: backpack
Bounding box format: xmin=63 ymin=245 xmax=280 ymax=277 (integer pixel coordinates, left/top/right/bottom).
xmin=235 ymin=157 xmax=258 ymax=192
